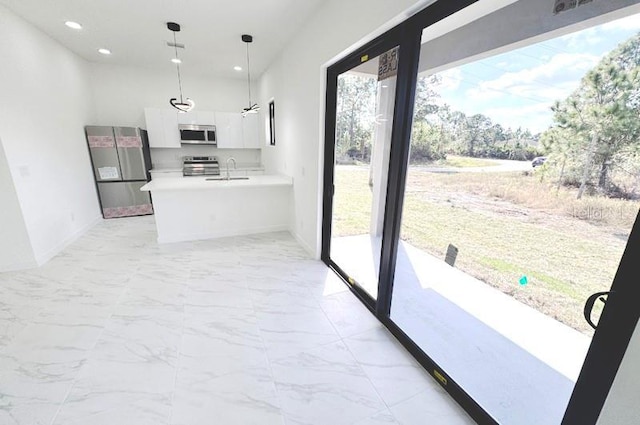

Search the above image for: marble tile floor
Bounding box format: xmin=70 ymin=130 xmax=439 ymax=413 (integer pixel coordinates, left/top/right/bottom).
xmin=0 ymin=216 xmax=475 ymax=425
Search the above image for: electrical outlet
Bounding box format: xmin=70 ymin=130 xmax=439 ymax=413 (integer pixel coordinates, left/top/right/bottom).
xmin=70 ymin=212 xmax=75 ymax=222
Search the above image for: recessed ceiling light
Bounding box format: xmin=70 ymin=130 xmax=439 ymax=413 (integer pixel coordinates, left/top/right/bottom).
xmin=98 ymin=48 xmax=111 ymax=55
xmin=171 ymin=58 xmax=182 ymax=64
xmin=234 ymin=66 xmax=242 ymax=71
xmin=64 ymin=21 xmax=82 ymax=30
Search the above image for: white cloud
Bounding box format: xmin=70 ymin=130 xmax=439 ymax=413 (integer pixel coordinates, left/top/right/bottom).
xmin=437 ymin=68 xmax=462 ymax=91
xmin=484 ymin=103 xmax=555 ymax=133
xmin=559 ymin=28 xmax=604 ymax=49
xmin=464 ymin=52 xmax=599 ymax=103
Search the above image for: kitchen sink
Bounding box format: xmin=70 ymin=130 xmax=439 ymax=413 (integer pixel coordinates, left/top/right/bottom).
xmin=205 ymin=176 xmax=250 ymax=181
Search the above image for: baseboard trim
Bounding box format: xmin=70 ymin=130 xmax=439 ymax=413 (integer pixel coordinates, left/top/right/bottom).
xmin=0 ymin=258 xmax=38 ymax=273
xmin=35 ymin=214 xmax=102 ymax=266
xmin=292 ymin=230 xmax=317 ymax=259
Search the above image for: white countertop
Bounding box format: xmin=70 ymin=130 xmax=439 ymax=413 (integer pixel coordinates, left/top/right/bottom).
xmin=141 ymin=174 xmax=293 ymax=192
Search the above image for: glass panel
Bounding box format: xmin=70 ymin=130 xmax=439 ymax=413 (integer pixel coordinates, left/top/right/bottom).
xmin=330 ymin=46 xmax=399 ymax=299
xmin=390 ymin=13 xmax=640 ymax=425
xmin=180 ymin=130 xmax=206 ymax=141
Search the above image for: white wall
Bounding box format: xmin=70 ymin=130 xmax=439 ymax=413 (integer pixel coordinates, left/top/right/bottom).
xmin=0 ymin=138 xmax=35 ymax=271
xmin=0 ymin=5 xmax=101 ymax=267
xmin=597 ymin=320 xmax=640 ymax=424
xmin=258 ymin=0 xmax=437 ymax=256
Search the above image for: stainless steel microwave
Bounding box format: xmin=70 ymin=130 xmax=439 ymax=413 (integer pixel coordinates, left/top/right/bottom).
xmin=179 ymin=124 xmax=217 ymax=146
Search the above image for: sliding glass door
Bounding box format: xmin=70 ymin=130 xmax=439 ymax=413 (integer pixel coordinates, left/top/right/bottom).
xmin=388 ymin=13 xmax=640 ymax=423
xmin=322 ymin=1 xmax=640 ymax=424
xmin=323 ymin=41 xmax=402 ymax=305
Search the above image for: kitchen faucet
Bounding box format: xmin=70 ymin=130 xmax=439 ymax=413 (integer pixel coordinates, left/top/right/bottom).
xmin=226 ymin=157 xmax=237 ymax=180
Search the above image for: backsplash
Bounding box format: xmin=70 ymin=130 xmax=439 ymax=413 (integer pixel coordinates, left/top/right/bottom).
xmin=150 ymin=147 xmax=262 ymax=169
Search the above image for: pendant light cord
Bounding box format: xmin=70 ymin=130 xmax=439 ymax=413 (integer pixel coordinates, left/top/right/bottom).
xmin=174 ymin=32 xmax=185 ymax=103
xmin=246 ymin=41 xmax=252 ymax=107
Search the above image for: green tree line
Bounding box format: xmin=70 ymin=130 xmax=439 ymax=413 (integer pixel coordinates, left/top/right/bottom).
xmin=336 ymin=74 xmax=543 ymax=165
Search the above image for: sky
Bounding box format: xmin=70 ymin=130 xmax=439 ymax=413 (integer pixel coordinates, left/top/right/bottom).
xmin=433 ymin=12 xmax=640 ymax=134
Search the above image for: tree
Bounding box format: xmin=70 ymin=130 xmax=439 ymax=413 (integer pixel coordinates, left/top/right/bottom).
xmin=336 ymin=74 xmax=377 ymax=161
xmin=543 ymin=33 xmax=640 ymax=198
xmin=464 ymin=114 xmax=493 ymax=157
xmin=413 ymin=74 xmax=442 ymax=121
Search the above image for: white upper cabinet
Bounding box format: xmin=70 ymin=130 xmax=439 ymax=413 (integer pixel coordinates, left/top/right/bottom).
xmin=145 ymin=108 xmax=260 ymax=149
xmin=145 ymin=108 xmax=180 ymax=148
xmin=215 ymin=112 xmax=243 ymax=149
xmin=177 ymin=111 xmax=196 ymax=125
xmin=241 ymin=113 xmax=261 ymax=149
xmin=197 ymin=111 xmax=216 ymax=126
xmin=177 ymin=111 xmax=215 ymax=126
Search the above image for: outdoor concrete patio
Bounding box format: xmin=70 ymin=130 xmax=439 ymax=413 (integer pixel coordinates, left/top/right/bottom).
xmin=331 ymin=234 xmax=592 ymax=425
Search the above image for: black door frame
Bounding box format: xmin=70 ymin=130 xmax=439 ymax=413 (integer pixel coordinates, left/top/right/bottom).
xmin=321 ymin=25 xmax=407 ymax=311
xmin=321 ymin=1 xmax=640 ymax=424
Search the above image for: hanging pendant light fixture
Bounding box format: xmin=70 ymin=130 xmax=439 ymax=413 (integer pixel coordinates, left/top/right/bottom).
xmin=241 ymin=34 xmax=259 ymax=117
xmin=167 ymin=22 xmax=194 ymax=113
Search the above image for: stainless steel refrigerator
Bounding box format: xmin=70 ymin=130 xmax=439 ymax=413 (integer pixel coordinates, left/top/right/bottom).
xmin=85 ymin=126 xmax=153 ymax=219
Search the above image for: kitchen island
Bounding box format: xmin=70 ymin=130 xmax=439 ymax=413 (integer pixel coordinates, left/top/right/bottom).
xmin=141 ymin=175 xmax=293 ymax=243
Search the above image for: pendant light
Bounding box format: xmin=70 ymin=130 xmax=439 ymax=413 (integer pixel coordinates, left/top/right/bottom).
xmin=241 ymin=34 xmax=259 ymax=117
xmin=167 ymin=22 xmax=195 ymax=113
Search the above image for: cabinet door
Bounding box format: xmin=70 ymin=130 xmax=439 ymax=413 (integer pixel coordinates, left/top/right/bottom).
xmin=177 ymin=111 xmax=215 ymax=126
xmin=144 ymin=108 xmax=166 ymax=148
xmin=215 ymin=112 xmax=243 ymax=149
xmin=177 ymin=111 xmax=197 ymax=125
xmin=197 ymin=111 xmax=216 ymax=126
xmin=161 ymin=109 xmax=181 ymax=148
xmin=241 ymin=114 xmax=261 ymax=149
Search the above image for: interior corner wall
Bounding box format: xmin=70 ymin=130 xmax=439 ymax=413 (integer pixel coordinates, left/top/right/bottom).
xmin=596 ymin=320 xmax=640 ymax=424
xmin=0 ymin=138 xmax=36 ymax=271
xmin=257 ymin=0 xmax=437 ymax=258
xmin=89 ymin=63 xmax=252 ymax=128
xmin=0 ymin=5 xmax=100 ymax=267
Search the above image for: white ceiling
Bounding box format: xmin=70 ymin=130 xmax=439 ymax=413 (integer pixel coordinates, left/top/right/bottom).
xmin=0 ymin=0 xmax=325 ymax=79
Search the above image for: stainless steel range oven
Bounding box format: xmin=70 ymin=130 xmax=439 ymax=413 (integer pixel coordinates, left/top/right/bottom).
xmin=182 ymin=156 xmax=220 ymax=176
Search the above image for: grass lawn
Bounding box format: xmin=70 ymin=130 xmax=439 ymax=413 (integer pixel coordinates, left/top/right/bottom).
xmin=332 ymin=165 xmax=638 ymax=335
